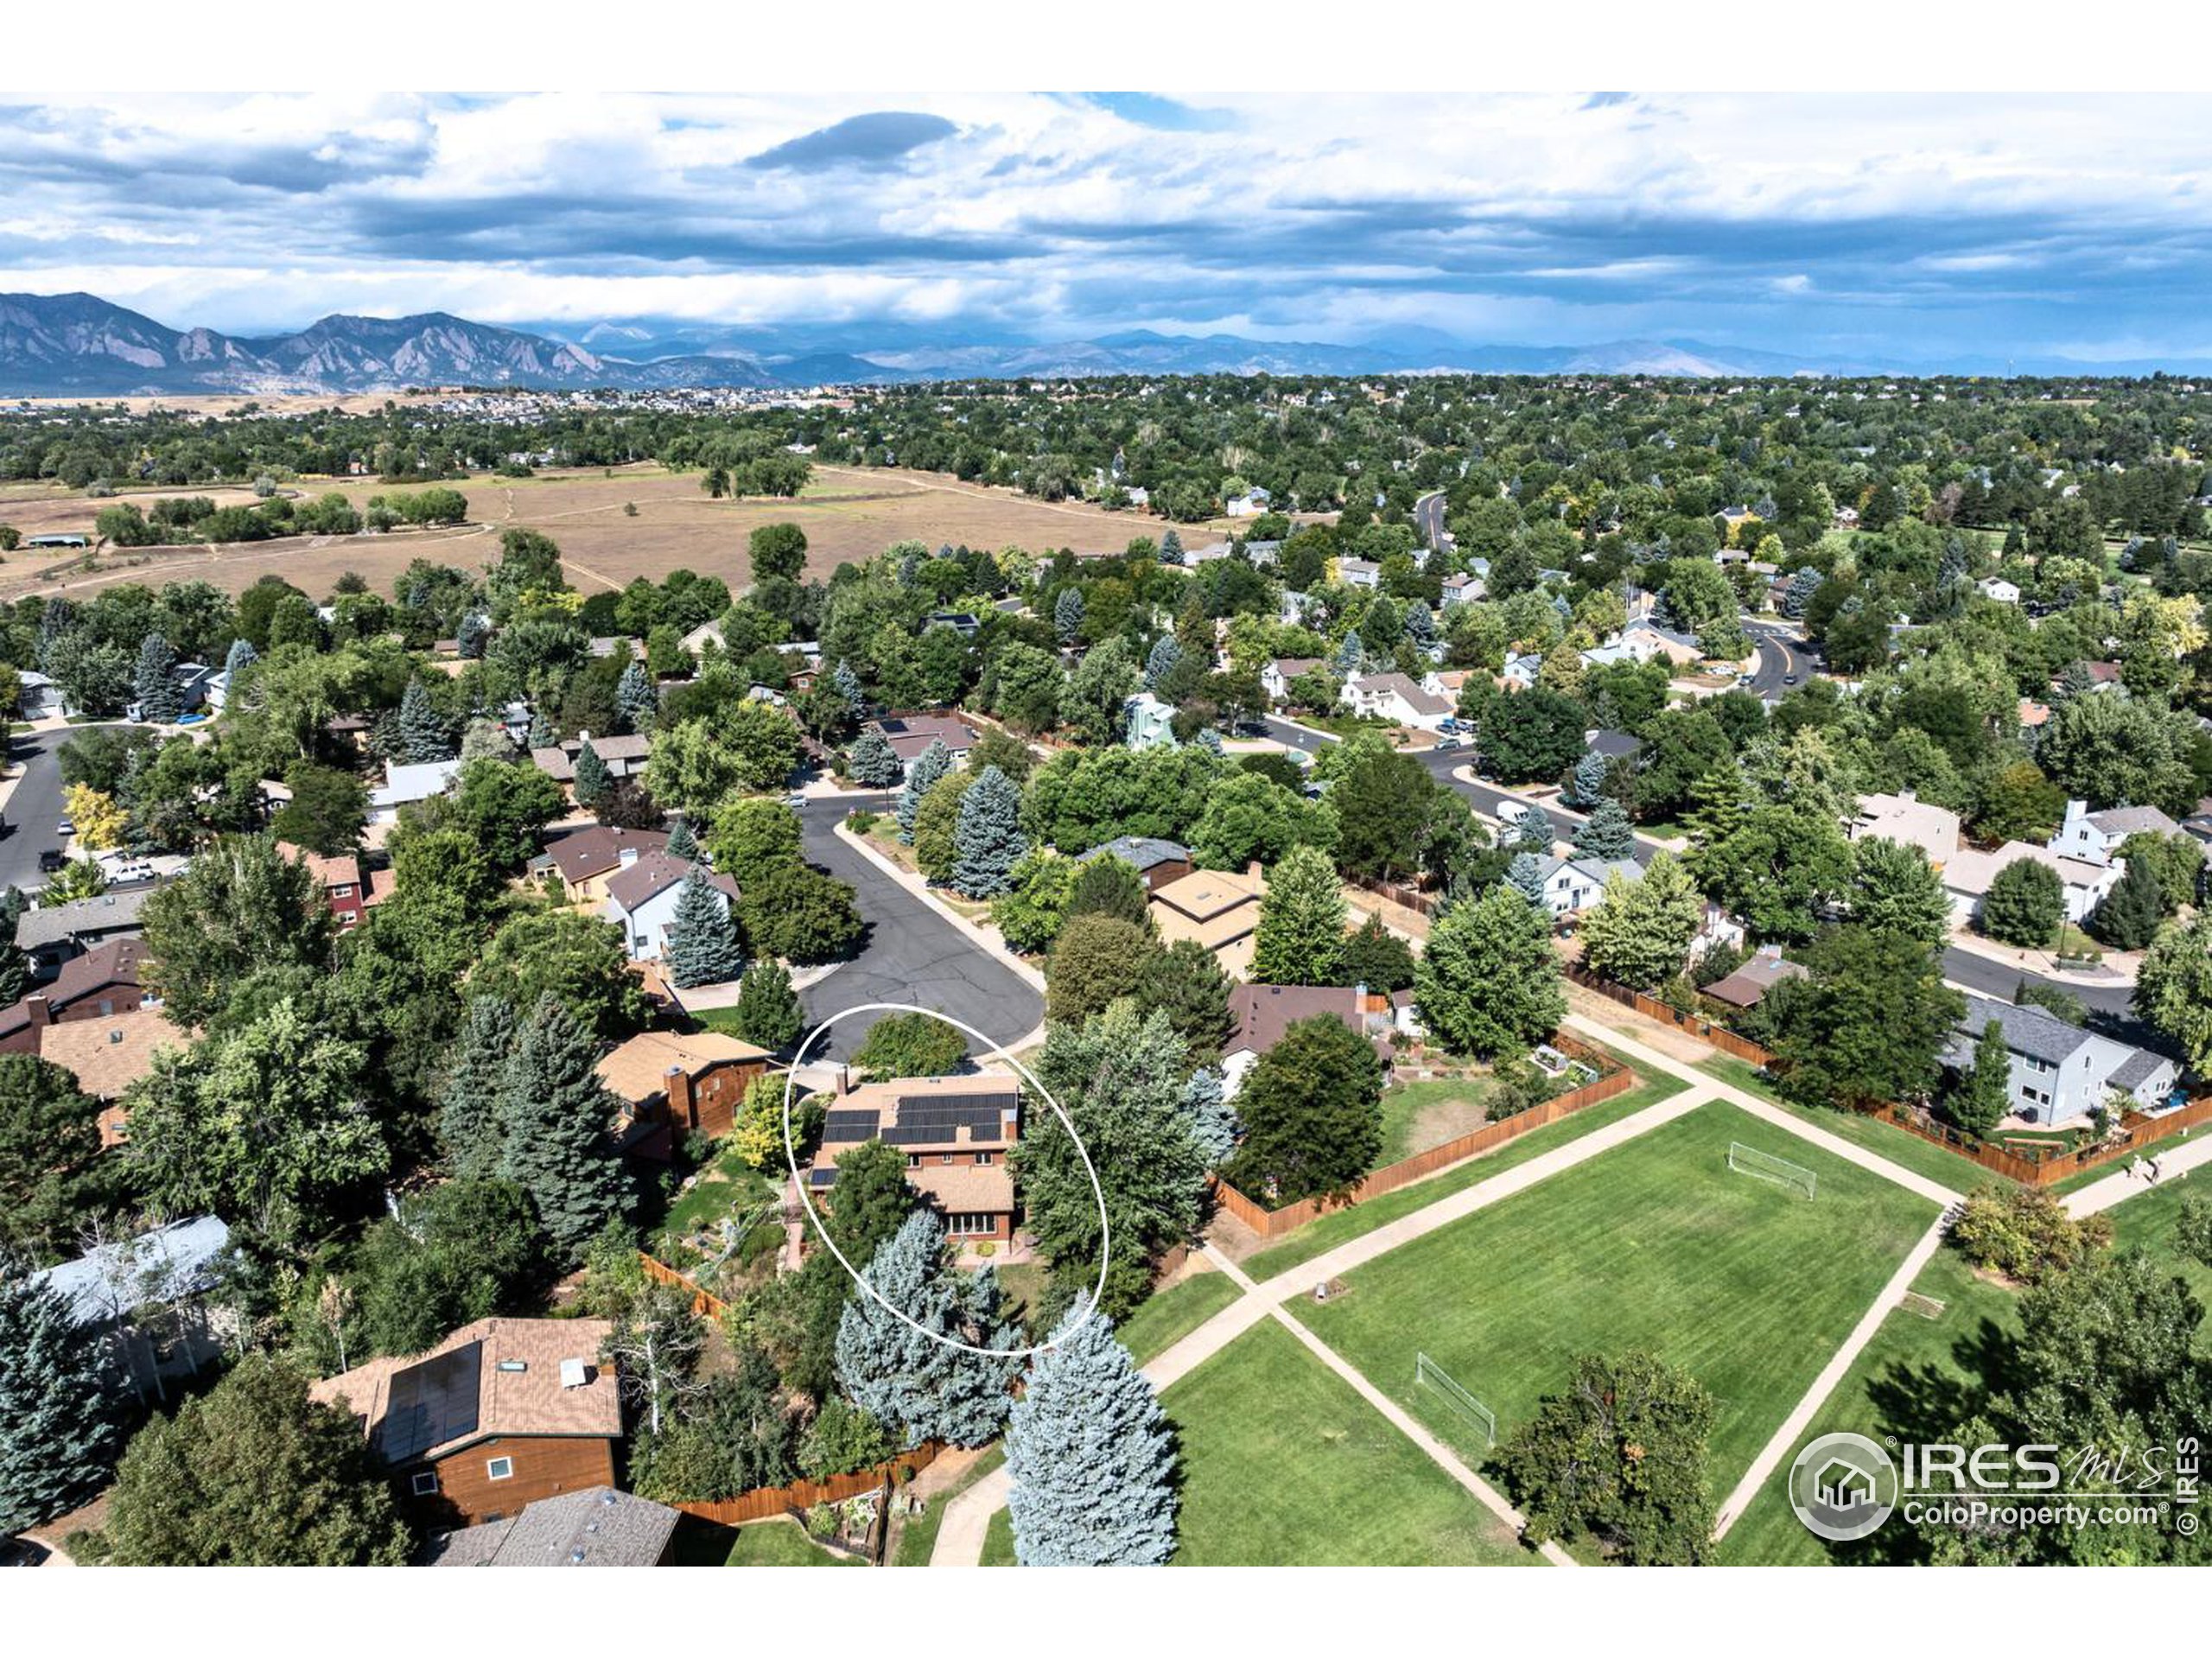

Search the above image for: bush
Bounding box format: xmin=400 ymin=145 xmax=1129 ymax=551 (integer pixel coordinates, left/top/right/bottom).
xmin=1980 ymin=859 xmax=2064 ymax=948
xmin=1948 ymin=1184 xmax=2111 ymax=1285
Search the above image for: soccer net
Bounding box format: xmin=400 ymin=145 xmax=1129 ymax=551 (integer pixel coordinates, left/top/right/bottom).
xmin=1415 ymin=1351 xmax=1497 ymax=1447
xmin=1728 ymin=1141 xmax=1817 ymax=1198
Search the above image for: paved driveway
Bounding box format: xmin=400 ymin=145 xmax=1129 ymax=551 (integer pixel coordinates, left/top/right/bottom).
xmin=793 ymin=795 xmax=1043 ymax=1061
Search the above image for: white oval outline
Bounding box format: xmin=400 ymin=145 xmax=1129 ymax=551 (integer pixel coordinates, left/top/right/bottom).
xmin=782 ymin=1001 xmax=1109 ymax=1359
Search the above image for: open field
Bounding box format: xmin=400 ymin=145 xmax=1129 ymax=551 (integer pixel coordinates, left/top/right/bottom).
xmin=2104 ymin=1177 xmax=2212 ymax=1315
xmin=1713 ymin=1247 xmax=2023 ymax=1564
xmin=1237 ymin=1070 xmax=1689 ymax=1279
xmin=1116 ymin=1270 xmax=1245 ymax=1364
xmin=0 ymin=461 xmax=1155 ymax=605
xmin=982 ymin=1319 xmax=1536 ymax=1567
xmin=1293 ymin=1099 xmax=1940 ymax=1497
xmin=1694 ymin=1054 xmax=1983 ymax=1192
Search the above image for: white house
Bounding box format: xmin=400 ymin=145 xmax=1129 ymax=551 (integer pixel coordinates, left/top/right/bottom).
xmin=1262 ymin=657 xmax=1325 ymax=704
xmin=1340 ymin=671 xmax=1452 ymax=730
xmin=1440 ymin=571 xmax=1484 ymax=608
xmin=1224 ymin=486 xmax=1271 ymax=518
xmin=2054 ymin=799 xmax=2179 ymax=868
xmin=1849 ymin=791 xmax=1962 ymax=868
xmin=368 ymin=759 xmax=463 ymax=824
xmin=1123 ymin=691 xmax=1179 ymax=751
xmin=1942 ymin=841 xmax=2120 ymax=926
xmin=1532 ymin=854 xmax=1643 ymax=917
xmin=1976 ymin=576 xmax=2022 ymax=605
xmin=1501 ymin=652 xmax=1543 ymax=690
xmin=602 ymin=850 xmax=740 ymax=963
xmin=17 ymin=671 xmax=66 ymax=721
xmin=1337 ymin=557 xmax=1382 ymax=590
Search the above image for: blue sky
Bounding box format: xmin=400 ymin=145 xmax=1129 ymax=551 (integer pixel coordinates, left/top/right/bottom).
xmin=3 ymin=90 xmax=2209 ymax=365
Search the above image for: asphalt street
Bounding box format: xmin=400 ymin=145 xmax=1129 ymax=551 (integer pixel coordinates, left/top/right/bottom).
xmin=1741 ymin=618 xmax=1824 ymax=702
xmin=0 ymin=725 xmax=87 ymax=893
xmin=794 ymin=793 xmax=1044 ymax=1063
xmin=1413 ymin=490 xmax=1447 ymax=553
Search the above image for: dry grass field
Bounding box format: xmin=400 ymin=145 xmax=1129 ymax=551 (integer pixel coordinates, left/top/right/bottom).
xmin=0 ymin=462 xmax=1167 ymax=603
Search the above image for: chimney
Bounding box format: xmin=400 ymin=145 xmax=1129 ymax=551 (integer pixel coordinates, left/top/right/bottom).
xmin=665 ymin=1063 xmax=697 ymax=1132
xmin=1247 ymin=859 xmax=1264 ymax=880
xmin=27 ymin=995 xmax=50 ymax=1030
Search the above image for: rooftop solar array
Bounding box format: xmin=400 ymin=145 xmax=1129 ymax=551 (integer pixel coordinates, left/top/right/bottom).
xmin=381 ymin=1340 xmax=483 ymax=1463
xmin=820 ymin=1092 xmax=1015 ymax=1147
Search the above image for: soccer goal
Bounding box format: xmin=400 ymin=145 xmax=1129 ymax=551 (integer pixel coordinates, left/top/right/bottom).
xmin=1415 ymin=1352 xmax=1497 ymax=1447
xmin=1728 ymin=1141 xmax=1817 ymax=1198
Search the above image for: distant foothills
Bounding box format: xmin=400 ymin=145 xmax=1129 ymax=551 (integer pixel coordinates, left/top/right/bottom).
xmin=2 ymin=289 xmax=2202 ymax=398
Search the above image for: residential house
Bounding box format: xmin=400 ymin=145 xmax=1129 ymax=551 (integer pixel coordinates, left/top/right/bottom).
xmin=1261 ymin=657 xmax=1325 ymax=704
xmin=1224 ymin=486 xmax=1271 ymax=518
xmin=602 ymin=852 xmax=740 ymax=963
xmin=587 ymin=636 xmax=646 ymax=662
xmin=1621 ymin=615 xmax=1706 ymax=667
xmin=1976 ymin=576 xmax=2022 ymax=605
xmin=1338 ymin=557 xmax=1382 ymax=590
xmin=530 ymin=824 xmax=671 ymax=908
xmin=1585 ymin=728 xmax=1644 ymax=766
xmin=311 ymin=1317 xmax=622 ymax=1529
xmin=2054 ymin=799 xmax=2179 ymax=868
xmin=1243 ymin=539 xmax=1282 ymax=569
xmin=595 ymin=1028 xmax=780 ymax=1156
xmin=17 ymin=670 xmax=66 ymax=721
xmin=277 ymin=842 xmax=378 ymax=930
xmin=1702 ymin=944 xmax=1808 ymax=1011
xmin=1148 ymin=864 xmax=1267 ymax=980
xmin=530 ymin=733 xmax=652 ymax=786
xmin=864 ymin=714 xmax=980 ymax=778
xmin=425 ymin=1487 xmax=681 ymax=1568
xmin=1341 ymin=671 xmax=1452 ymax=731
xmin=32 ymin=1216 xmax=233 ymax=1402
xmin=1279 ymin=589 xmax=1318 ymax=626
xmin=1532 ymin=854 xmax=1641 ymax=917
xmin=1942 ymin=841 xmax=2120 ymax=925
xmin=1848 ymin=790 xmax=1962 ymax=868
xmin=1182 ymin=540 xmax=1235 ymax=565
xmin=35 ymin=1003 xmax=194 ymax=1147
xmin=1124 ymin=691 xmax=1179 ymax=751
xmin=1501 ymin=652 xmax=1543 ymax=690
xmin=1440 ymin=571 xmax=1484 ymax=607
xmin=1944 ymin=995 xmax=2180 ymax=1128
xmin=369 ymin=758 xmax=463 ymax=823
xmin=1421 ymin=667 xmax=1474 ymax=705
xmin=1221 ymin=982 xmax=1407 ymax=1097
xmin=926 ymin=610 xmax=982 ymax=638
xmin=1076 ymin=836 xmax=1193 ymax=892
xmin=0 ymin=938 xmax=158 ymax=1054
xmin=810 ymin=1072 xmax=1023 ymax=1244
xmin=124 ymin=661 xmax=216 ymax=723
xmin=14 ymin=885 xmax=160 ymax=976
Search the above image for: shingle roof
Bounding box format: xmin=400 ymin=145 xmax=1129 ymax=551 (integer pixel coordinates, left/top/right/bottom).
xmin=868 ymin=715 xmax=977 ymax=764
xmin=1954 ymin=995 xmax=2095 ymax=1065
xmin=538 ymin=824 xmax=671 ymax=884
xmin=14 ymin=885 xmax=159 ymax=951
xmin=33 ymin=1216 xmax=231 ymax=1327
xmin=1077 ymin=836 xmax=1190 ymax=873
xmin=1225 ymin=983 xmax=1380 ymax=1059
xmin=34 ymin=1005 xmax=191 ymax=1101
xmin=2086 ymin=805 xmax=2178 ymax=838
xmin=426 ymin=1487 xmax=681 ymax=1567
xmin=605 ymin=853 xmax=740 ymax=915
xmin=310 ymin=1317 xmax=620 ymax=1467
xmin=530 ymin=734 xmax=652 ymax=783
xmin=0 ymin=938 xmax=152 ymax=1038
xmin=595 ymin=1029 xmax=774 ymax=1103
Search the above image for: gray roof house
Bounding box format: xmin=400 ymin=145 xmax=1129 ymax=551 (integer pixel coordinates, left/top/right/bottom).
xmin=2053 ymin=798 xmax=2180 ymax=868
xmin=15 ymin=883 xmax=162 ymax=970
xmin=31 ymin=1215 xmax=234 ymax=1401
xmin=1077 ymin=836 xmax=1193 ymax=891
xmin=1945 ymin=995 xmax=2181 ymax=1128
xmin=1533 ymin=854 xmax=1642 ymax=917
xmin=425 ymin=1486 xmax=682 ymax=1567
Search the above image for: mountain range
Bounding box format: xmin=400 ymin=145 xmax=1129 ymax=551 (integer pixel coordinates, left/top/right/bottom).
xmin=0 ymin=290 xmax=2164 ymax=397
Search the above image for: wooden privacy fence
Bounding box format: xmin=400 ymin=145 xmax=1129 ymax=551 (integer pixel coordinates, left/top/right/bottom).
xmin=1345 ymin=870 xmax=1440 ymax=918
xmin=669 ymin=1443 xmax=941 ymax=1527
xmin=1212 ymin=1045 xmax=1637 ymax=1240
xmin=1565 ymin=964 xmax=2212 ymax=1188
xmin=637 ymin=1252 xmax=731 ymax=1319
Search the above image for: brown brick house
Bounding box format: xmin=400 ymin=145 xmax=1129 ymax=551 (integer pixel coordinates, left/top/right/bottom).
xmin=311 ymin=1317 xmax=622 ymax=1529
xmin=810 ymin=1073 xmax=1022 ymax=1243
xmin=595 ymin=1028 xmax=780 ymax=1156
xmin=0 ymin=938 xmax=157 ymax=1055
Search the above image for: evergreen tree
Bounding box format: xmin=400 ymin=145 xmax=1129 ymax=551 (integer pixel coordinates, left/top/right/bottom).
xmin=664 ymin=815 xmax=698 ymax=861
xmin=1159 ymin=528 xmax=1182 ymax=563
xmin=1416 ymin=882 xmax=1566 ymax=1058
xmin=615 ymin=660 xmax=658 ymax=733
xmin=221 ymin=636 xmax=257 ymax=697
xmin=1335 ymin=628 xmax=1364 ymax=672
xmin=1952 ymin=1019 xmax=2012 ymax=1137
xmin=895 ymin=739 xmax=952 ymax=842
xmin=2091 ymin=856 xmax=2166 ymax=951
xmin=950 ymin=765 xmax=1026 ymax=899
xmin=1065 ymin=855 xmax=1152 ymax=931
xmin=1181 ymin=1065 xmax=1237 ymax=1166
xmin=847 ymin=727 xmax=904 ymax=787
xmin=1513 ymin=805 xmax=1554 ymax=853
xmin=1053 ymin=587 xmax=1085 ymax=645
xmin=0 ymin=932 xmax=28 ymax=1007
xmin=1573 ymin=798 xmax=1637 ymax=861
xmin=830 ymin=658 xmax=866 ymax=720
xmin=665 ymin=870 xmax=744 ymax=988
xmin=1143 ymin=633 xmax=1183 ymax=692
xmin=0 ymin=1261 xmax=120 ymax=1535
xmin=455 ymin=612 xmax=489 ymax=659
xmin=397 ymin=677 xmax=449 ymax=762
xmin=526 ymin=709 xmax=556 ymax=749
xmin=571 ymin=737 xmax=612 ymax=806
xmin=1567 ymin=749 xmax=1611 ymax=808
xmin=498 ymin=993 xmax=631 ymax=1261
xmin=134 ymin=632 xmax=181 ymax=722
xmin=1251 ymin=843 xmax=1347 ymax=985
xmin=833 ymin=1211 xmax=1020 ymax=1448
xmin=440 ymin=996 xmax=518 ymax=1181
xmin=730 ymin=962 xmax=803 ymax=1052
xmin=1507 ymin=851 xmax=1548 ymax=905
xmin=1007 ymin=1300 xmax=1178 ymax=1566
xmin=1339 ymin=911 xmax=1417 ymax=990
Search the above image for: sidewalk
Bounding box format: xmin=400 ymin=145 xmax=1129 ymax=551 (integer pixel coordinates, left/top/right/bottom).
xmin=1941 ymin=925 xmax=2139 ymax=989
xmin=2063 ymin=1131 xmax=2212 ymax=1216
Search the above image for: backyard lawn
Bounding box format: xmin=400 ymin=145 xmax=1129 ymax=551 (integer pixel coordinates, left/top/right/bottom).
xmin=983 ymin=1319 xmax=1537 ymax=1566
xmin=1240 ymin=1071 xmax=1689 ymax=1281
xmin=1714 ymin=1247 xmax=2023 ymax=1564
xmin=2103 ymin=1176 xmax=2212 ymax=1319
xmin=721 ymin=1518 xmax=861 ymax=1566
xmin=1376 ymin=1075 xmax=1497 ymax=1166
xmin=1294 ymin=1099 xmax=1940 ymax=1497
xmin=649 ymin=1144 xmax=783 ymax=1271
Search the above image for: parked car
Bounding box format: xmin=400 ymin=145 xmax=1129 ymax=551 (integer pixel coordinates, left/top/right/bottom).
xmin=37 ymin=849 xmax=64 ymax=873
xmin=55 ymin=817 xmax=75 ymax=836
xmin=784 ymin=793 xmax=807 ymax=810
xmin=1783 ymin=673 xmax=1800 ymax=685
xmin=106 ymin=861 xmax=157 ymax=885
xmin=1433 ymin=736 xmax=1463 ymax=752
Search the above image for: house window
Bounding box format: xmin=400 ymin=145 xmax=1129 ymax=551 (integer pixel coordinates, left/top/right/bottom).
xmin=940 ymin=1153 xmax=956 ymax=1165
xmin=410 ymin=1471 xmax=440 ymax=1497
xmin=973 ymin=1151 xmax=995 ymax=1165
xmin=906 ymin=1154 xmax=921 ymax=1169
xmin=486 ymin=1456 xmax=514 ymax=1481
xmin=2024 ymin=1056 xmax=2050 ymax=1074
xmin=334 ymin=885 xmax=355 ymax=898
xmin=949 ymin=1212 xmax=995 ymax=1236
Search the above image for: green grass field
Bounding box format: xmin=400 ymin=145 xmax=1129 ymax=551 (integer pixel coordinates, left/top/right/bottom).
xmin=1241 ymin=1071 xmax=1689 ymax=1281
xmin=1696 ymin=1055 xmax=1979 ymax=1193
xmin=983 ymin=1319 xmax=1536 ymax=1566
xmin=1714 ymin=1247 xmax=2023 ymax=1563
xmin=1294 ymin=1099 xmax=1939 ymax=1498
xmin=721 ymin=1518 xmax=861 ymax=1566
xmin=1116 ymin=1271 xmax=1244 ymax=1365
xmin=2103 ymin=1177 xmax=2212 ymax=1319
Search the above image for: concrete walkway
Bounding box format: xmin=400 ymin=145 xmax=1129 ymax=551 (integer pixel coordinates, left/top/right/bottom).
xmin=929 ymin=1084 xmax=1708 ymax=1566
xmin=1711 ymin=1217 xmax=1950 ymax=1537
xmin=2063 ymin=1129 xmax=2212 ymax=1217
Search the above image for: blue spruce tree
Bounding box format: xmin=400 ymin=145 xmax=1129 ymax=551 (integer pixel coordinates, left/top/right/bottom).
xmin=1143 ymin=634 xmax=1183 ymax=691
xmin=0 ymin=1262 xmax=120 ymax=1535
xmin=848 ymin=727 xmax=904 ymax=788
xmin=1006 ymin=1299 xmax=1178 ymax=1566
xmin=895 ymin=738 xmax=952 ymax=842
xmin=1053 ymin=587 xmax=1085 ymax=645
xmin=1182 ymin=1065 xmax=1237 ymax=1166
xmin=615 ymin=660 xmax=658 ymax=733
xmin=950 ymin=765 xmax=1025 ymax=899
xmin=1573 ymin=798 xmax=1637 ymax=861
xmin=1335 ymin=628 xmax=1363 ymax=673
xmin=1567 ymin=750 xmax=1610 ymax=808
xmin=497 ymin=993 xmax=632 ymax=1262
xmin=831 ymin=658 xmax=867 ymax=721
xmin=134 ymin=632 xmax=181 ymax=722
xmin=455 ymin=611 xmax=490 ymax=659
xmin=1513 ymin=805 xmax=1554 ymax=854
xmin=526 ymin=709 xmax=556 ymax=749
xmin=571 ymin=736 xmax=612 ymax=805
xmin=664 ymin=815 xmax=698 ymax=861
xmin=221 ymin=637 xmax=257 ymax=701
xmin=440 ymin=995 xmax=518 ymax=1181
xmin=666 ymin=869 xmax=744 ymax=988
xmin=1404 ymin=600 xmax=1437 ymax=646
xmin=1159 ymin=529 xmax=1183 ymax=563
xmin=1507 ymin=851 xmax=1548 ymax=906
xmin=398 ymin=677 xmax=450 ymax=762
xmin=833 ymin=1211 xmax=1020 ymax=1448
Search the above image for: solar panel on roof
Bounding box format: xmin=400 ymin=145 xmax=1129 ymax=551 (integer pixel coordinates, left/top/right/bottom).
xmin=380 ymin=1341 xmax=482 ymax=1463
xmin=822 ymin=1110 xmax=882 ymax=1141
